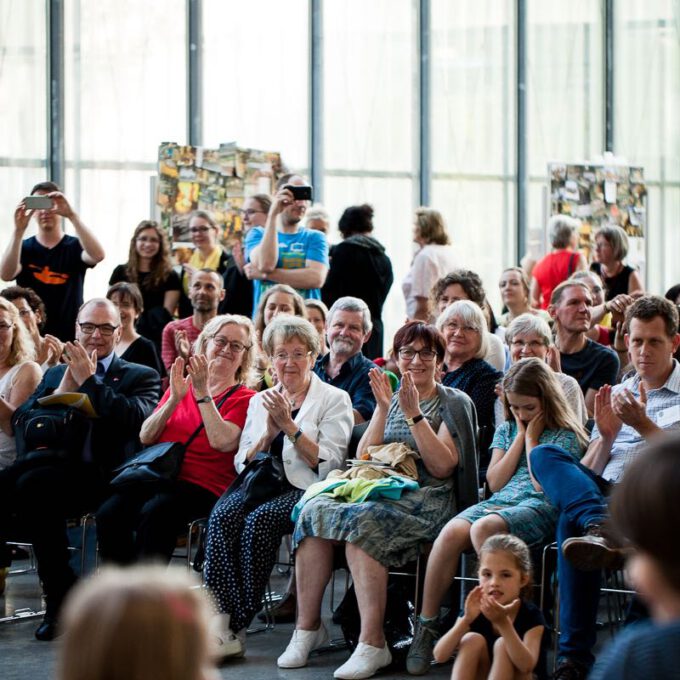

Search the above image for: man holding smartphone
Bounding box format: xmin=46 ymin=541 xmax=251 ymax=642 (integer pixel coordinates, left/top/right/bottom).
xmin=244 ymin=174 xmax=328 ymax=316
xmin=0 ymin=181 xmax=105 ymax=341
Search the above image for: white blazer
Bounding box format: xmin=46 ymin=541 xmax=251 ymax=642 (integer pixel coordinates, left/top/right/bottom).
xmin=235 ymin=372 xmax=353 ymax=490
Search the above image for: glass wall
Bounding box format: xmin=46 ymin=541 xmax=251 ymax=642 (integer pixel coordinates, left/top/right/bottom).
xmin=615 ymin=0 xmax=680 ymax=295
xmin=0 ymin=0 xmax=679 ymax=334
xmin=322 ymin=0 xmax=417 ymax=343
xmin=63 ymin=0 xmax=187 ymax=298
xmin=202 ymin=0 xmax=309 ymax=172
xmin=0 ymin=0 xmax=47 ymax=231
xmin=526 ymin=0 xmax=604 ymax=259
xmin=431 ymin=0 xmax=515 ymax=312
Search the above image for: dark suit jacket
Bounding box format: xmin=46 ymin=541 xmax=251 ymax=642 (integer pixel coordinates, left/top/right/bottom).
xmin=12 ymin=355 xmax=161 ymax=478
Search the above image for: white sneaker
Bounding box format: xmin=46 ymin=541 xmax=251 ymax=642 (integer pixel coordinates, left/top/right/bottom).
xmin=209 ymin=614 xmax=244 ymax=660
xmin=277 ymin=622 xmax=329 ymax=668
xmin=333 ymin=642 xmax=392 ymax=679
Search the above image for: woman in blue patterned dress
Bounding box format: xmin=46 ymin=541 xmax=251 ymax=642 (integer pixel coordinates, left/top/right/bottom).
xmin=277 ymin=321 xmax=479 ymax=680
xmin=407 ymin=357 xmax=588 ymax=674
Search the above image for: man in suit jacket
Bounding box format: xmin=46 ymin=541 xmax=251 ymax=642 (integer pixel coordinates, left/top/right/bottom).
xmin=0 ymin=297 xmax=160 ymax=640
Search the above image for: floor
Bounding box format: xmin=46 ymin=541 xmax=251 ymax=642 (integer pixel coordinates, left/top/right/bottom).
xmin=1 ymin=548 xmax=625 ymax=680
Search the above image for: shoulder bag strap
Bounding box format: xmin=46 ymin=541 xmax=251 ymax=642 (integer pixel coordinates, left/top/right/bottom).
xmin=567 ymin=252 xmax=577 ymax=276
xmin=183 ymin=384 xmax=242 ymax=449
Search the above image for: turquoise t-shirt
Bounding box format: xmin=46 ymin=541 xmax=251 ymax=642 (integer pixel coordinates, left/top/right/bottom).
xmin=245 ymin=226 xmax=329 ymax=316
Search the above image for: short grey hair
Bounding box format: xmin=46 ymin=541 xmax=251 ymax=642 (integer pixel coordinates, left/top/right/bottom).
xmin=549 ymin=215 xmax=581 ymax=249
xmin=596 ymin=225 xmax=629 ymax=261
xmin=306 ymin=204 xmax=329 ymax=223
xmin=436 ymin=299 xmax=488 ymax=359
xmin=327 ymin=296 xmax=373 ymax=334
xmin=262 ymin=315 xmax=320 ymax=357
xmin=194 ymin=314 xmax=257 ymax=383
xmin=505 ymin=313 xmax=552 ymax=348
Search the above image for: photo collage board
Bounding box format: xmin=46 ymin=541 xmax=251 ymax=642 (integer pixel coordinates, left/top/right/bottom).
xmin=156 ymin=142 xmax=284 ymax=247
xmin=549 ymin=162 xmax=646 ymax=274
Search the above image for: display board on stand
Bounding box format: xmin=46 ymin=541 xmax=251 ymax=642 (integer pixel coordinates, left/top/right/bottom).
xmin=155 ymin=142 xmax=284 ymax=247
xmin=548 ymin=157 xmax=646 ymax=281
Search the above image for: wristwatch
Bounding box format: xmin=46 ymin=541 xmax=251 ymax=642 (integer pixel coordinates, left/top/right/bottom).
xmin=287 ymin=428 xmax=303 ymax=444
xmin=405 ymin=413 xmax=425 ymax=428
xmin=196 ymin=395 xmax=213 ymax=404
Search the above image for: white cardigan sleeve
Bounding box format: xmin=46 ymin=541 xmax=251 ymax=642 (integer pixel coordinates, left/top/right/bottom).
xmin=315 ymin=388 xmax=354 ymax=477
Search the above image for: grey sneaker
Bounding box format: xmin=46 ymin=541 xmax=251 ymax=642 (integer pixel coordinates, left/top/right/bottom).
xmin=406 ymin=617 xmax=439 ymax=675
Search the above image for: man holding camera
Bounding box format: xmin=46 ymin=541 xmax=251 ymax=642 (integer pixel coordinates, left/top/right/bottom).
xmin=244 ymin=174 xmax=329 ymax=315
xmin=0 ymin=181 xmax=105 ymax=342
xmin=0 ymin=298 xmax=160 ymax=641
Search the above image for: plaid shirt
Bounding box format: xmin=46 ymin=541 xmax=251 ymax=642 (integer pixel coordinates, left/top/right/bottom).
xmin=591 ymin=360 xmax=680 ymax=482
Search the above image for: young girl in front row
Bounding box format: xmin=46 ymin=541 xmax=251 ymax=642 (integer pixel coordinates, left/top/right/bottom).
xmin=407 ymin=358 xmax=587 ymax=675
xmin=434 ymin=534 xmax=546 ymax=680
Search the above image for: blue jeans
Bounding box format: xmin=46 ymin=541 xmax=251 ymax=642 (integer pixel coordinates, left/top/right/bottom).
xmin=530 ymin=444 xmax=609 ymax=668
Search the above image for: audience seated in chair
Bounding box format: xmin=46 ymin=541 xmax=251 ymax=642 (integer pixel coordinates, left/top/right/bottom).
xmin=406 ymin=358 xmax=588 ymax=675
xmin=0 ymin=298 xmax=160 ymax=641
xmin=528 ymin=296 xmax=680 ymax=679
xmin=161 ymin=269 xmax=224 ymax=373
xmin=548 ymin=280 xmax=619 ymax=416
xmin=278 ymin=321 xmax=478 ymax=680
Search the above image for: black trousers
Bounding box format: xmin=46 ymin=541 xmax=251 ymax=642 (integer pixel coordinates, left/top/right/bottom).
xmin=0 ymin=459 xmax=107 ymax=613
xmin=96 ymin=479 xmax=218 ymax=565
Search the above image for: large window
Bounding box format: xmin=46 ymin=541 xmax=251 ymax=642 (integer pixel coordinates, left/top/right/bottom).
xmin=0 ymin=0 xmax=47 ymax=232
xmin=527 ymin=0 xmax=604 ymax=259
xmin=615 ymin=0 xmax=680 ymax=294
xmin=322 ymin=0 xmax=417 ymax=343
xmin=202 ymin=0 xmax=309 ymax=172
xmin=431 ymin=0 xmax=515 ymax=311
xmin=63 ymin=0 xmax=187 ymax=298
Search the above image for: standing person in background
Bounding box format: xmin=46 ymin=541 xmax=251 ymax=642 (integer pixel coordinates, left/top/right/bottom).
xmin=530 ymin=215 xmax=587 ymax=310
xmin=178 ymin=211 xmax=229 ymax=318
xmin=1 ymin=182 xmax=105 ymax=342
xmin=590 ymin=225 xmax=644 ymax=300
xmin=221 ymin=195 xmax=272 ymax=319
xmin=305 ymin=205 xmax=330 ymax=235
xmin=244 ymin=174 xmax=329 ymax=316
xmin=402 ymin=207 xmax=456 ymax=323
xmin=322 ymin=204 xmax=393 ymax=359
xmin=106 ymin=283 xmax=163 ymax=376
xmin=109 ymin=220 xmax=181 ymax=352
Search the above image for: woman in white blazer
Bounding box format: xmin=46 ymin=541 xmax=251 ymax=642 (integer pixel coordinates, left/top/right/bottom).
xmin=203 ymin=315 xmax=353 ymax=659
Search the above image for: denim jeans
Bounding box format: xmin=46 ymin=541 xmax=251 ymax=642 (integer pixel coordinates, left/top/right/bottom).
xmin=530 ymin=444 xmax=610 ymax=668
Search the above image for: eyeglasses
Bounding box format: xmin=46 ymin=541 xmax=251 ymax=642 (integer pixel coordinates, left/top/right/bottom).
xmin=190 ymin=226 xmax=211 ymax=233
xmin=0 ymin=323 xmax=14 ymax=332
xmin=136 ymin=236 xmax=160 ymax=244
xmin=272 ymin=350 xmax=312 ymax=363
xmin=212 ymin=337 xmax=250 ymax=353
xmin=444 ymin=322 xmax=478 ymax=334
xmin=240 ymin=209 xmax=265 ymax=216
xmin=77 ymin=322 xmax=119 ymax=336
xmin=510 ymin=340 xmax=546 ymax=350
xmin=398 ymin=348 xmax=437 ymax=362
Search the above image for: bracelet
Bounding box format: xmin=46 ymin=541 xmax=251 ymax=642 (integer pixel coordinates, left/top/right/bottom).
xmin=196 ymin=395 xmax=213 ymax=404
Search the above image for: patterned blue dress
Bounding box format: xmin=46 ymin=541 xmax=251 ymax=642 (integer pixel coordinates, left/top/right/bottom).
xmin=456 ymin=420 xmax=583 ymax=545
xmin=294 ymin=393 xmax=456 ymax=567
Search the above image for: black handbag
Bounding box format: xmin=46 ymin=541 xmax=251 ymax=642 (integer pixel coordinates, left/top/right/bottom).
xmin=110 ymin=385 xmax=241 ymax=489
xmin=224 ymin=451 xmax=286 ymax=512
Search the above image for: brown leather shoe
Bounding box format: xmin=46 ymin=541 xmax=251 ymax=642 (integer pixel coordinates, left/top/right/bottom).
xmin=562 ymin=525 xmax=625 ymax=571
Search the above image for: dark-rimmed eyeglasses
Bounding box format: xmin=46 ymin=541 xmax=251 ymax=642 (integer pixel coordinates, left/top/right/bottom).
xmin=77 ymin=322 xmax=119 ymax=336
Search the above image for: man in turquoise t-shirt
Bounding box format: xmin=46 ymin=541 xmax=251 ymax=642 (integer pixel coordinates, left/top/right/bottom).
xmin=244 ymin=174 xmax=329 ymax=316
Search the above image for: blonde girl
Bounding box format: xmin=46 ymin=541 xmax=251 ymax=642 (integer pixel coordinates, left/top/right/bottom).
xmin=408 ymin=358 xmax=586 ymax=674
xmin=57 ymin=565 xmax=217 ymax=680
